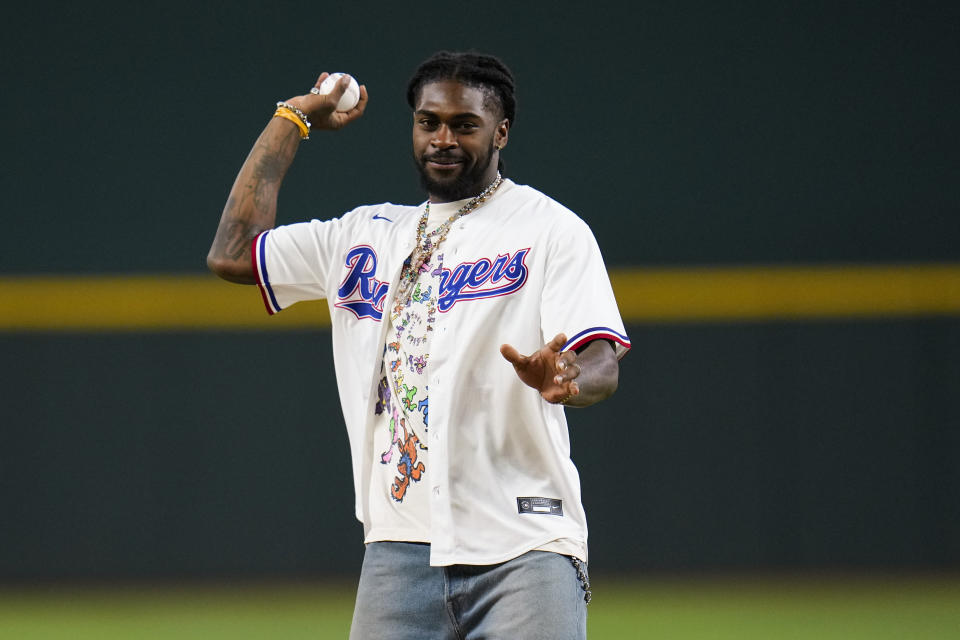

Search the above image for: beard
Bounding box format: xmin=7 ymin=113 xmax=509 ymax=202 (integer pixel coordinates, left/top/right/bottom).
xmin=414 ymin=141 xmax=497 ymax=202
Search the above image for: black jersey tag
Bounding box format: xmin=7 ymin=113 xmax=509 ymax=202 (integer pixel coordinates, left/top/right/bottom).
xmin=517 ymin=497 xmax=563 ymax=516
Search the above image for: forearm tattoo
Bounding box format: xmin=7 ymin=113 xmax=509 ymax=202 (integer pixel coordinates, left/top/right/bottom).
xmin=213 ymin=132 xmax=297 ymax=262
xmin=218 ymin=217 xmax=257 ymax=260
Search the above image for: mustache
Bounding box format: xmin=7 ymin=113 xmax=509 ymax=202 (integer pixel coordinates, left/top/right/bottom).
xmin=423 ymin=152 xmax=465 ymax=162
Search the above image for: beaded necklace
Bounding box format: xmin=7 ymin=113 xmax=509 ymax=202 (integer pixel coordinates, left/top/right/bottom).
xmin=392 ymin=173 xmax=503 ymax=308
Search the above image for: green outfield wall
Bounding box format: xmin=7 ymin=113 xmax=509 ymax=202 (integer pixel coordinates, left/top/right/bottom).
xmin=2 ymin=320 xmax=958 ymax=580
xmin=1 ymin=2 xmax=958 ymax=581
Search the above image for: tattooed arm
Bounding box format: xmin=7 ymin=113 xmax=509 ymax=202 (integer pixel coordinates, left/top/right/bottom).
xmin=206 ymin=122 xmax=301 ymax=283
xmin=207 ymin=73 xmax=369 ymax=284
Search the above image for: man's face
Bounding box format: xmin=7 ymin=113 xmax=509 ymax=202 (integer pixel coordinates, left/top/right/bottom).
xmin=412 ymin=80 xmax=509 ymax=202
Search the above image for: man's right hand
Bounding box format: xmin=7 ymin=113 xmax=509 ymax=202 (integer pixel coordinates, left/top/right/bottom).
xmin=283 ymin=72 xmax=369 ymax=131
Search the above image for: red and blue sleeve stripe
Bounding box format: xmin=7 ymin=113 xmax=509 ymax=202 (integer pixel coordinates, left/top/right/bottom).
xmin=252 ymin=231 xmax=282 ymax=315
xmin=563 ymin=327 xmax=631 ymax=358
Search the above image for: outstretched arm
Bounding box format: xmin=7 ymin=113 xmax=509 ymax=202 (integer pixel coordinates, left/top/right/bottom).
xmin=207 ymin=73 xmax=369 ymax=283
xmin=500 ymin=334 xmax=619 ymax=407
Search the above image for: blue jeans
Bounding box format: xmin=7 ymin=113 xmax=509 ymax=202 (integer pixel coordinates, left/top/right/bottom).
xmin=349 ymin=542 xmax=589 ymax=640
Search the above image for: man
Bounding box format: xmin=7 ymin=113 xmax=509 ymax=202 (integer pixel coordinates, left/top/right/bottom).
xmin=208 ymin=51 xmax=630 ymax=639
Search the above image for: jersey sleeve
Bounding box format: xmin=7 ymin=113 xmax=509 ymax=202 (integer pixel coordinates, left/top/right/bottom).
xmin=540 ymin=213 xmax=631 ymax=359
xmin=251 ymin=217 xmax=343 ymax=315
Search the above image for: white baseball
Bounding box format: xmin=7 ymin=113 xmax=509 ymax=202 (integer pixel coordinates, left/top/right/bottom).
xmin=316 ymin=73 xmax=360 ymax=111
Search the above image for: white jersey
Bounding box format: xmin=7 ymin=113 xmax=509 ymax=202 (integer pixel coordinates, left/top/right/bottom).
xmin=252 ymin=179 xmax=630 ymax=566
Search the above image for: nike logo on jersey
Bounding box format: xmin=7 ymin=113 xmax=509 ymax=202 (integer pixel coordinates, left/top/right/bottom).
xmin=371 ymin=213 xmax=393 ymax=222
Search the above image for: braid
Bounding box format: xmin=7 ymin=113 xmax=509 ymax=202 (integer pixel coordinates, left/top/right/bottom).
xmin=406 ymin=50 xmax=517 ymax=125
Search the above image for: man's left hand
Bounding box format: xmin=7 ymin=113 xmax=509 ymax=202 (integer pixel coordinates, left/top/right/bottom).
xmin=500 ymin=333 xmax=581 ymax=404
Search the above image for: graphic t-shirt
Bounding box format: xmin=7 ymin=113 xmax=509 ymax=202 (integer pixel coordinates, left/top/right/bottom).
xmin=365 ymin=198 xmax=468 ymax=543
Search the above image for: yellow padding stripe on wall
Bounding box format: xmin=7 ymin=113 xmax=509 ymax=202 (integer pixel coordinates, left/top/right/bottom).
xmin=1 ymin=264 xmax=959 ymax=331
xmin=0 ymin=275 xmax=328 ymax=331
xmin=612 ymin=263 xmax=960 ymax=322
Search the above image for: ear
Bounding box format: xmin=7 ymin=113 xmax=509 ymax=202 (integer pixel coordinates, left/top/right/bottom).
xmin=495 ymin=119 xmax=509 ymax=150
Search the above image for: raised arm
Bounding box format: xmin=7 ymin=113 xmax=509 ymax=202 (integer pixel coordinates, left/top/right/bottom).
xmin=207 ymin=73 xmax=369 ymax=283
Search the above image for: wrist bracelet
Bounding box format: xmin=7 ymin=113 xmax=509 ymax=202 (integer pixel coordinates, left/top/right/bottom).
xmin=273 ymin=108 xmax=309 ymax=139
xmin=274 ymin=102 xmax=311 ymax=139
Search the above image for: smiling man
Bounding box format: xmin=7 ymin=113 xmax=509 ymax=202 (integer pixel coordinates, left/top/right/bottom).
xmin=413 ymin=78 xmax=506 ymax=201
xmin=208 ymin=51 xmax=630 ymax=639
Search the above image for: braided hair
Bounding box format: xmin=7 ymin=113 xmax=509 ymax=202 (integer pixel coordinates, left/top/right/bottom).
xmin=406 ymin=50 xmax=517 ymax=127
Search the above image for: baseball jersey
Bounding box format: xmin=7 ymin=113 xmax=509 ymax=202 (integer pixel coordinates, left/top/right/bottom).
xmin=252 ymin=179 xmax=630 ymax=566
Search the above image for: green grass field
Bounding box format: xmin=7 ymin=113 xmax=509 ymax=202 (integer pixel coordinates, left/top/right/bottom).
xmin=1 ymin=574 xmax=958 ymax=639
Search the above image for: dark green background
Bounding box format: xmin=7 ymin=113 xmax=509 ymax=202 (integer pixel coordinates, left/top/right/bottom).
xmin=1 ymin=2 xmax=958 ymax=581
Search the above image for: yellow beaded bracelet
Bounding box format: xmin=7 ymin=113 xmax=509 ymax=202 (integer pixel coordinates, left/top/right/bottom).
xmin=273 ymin=106 xmax=310 ymax=139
